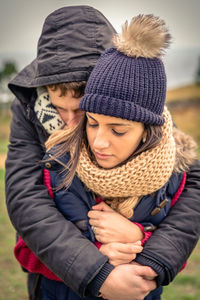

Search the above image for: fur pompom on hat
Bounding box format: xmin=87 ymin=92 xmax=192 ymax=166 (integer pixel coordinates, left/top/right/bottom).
xmin=80 ymin=14 xmax=172 ymax=125
xmin=113 ymin=14 xmax=171 ymax=58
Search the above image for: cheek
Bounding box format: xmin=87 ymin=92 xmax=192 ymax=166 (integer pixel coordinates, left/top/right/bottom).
xmin=75 ymin=111 xmax=85 ymax=123
xmin=120 ymin=134 xmax=143 ymax=158
xmin=117 ymin=140 xmax=133 ymax=160
xmin=121 ymin=143 xmax=136 ymax=159
xmin=57 ymin=110 xmax=68 ymax=123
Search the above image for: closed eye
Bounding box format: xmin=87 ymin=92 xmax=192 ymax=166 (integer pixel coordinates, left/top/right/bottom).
xmin=53 ymin=105 xmax=66 ymax=111
xmin=74 ymin=109 xmax=80 ymax=114
xmin=88 ymin=122 xmax=98 ymax=128
xmin=112 ymin=129 xmax=127 ymax=136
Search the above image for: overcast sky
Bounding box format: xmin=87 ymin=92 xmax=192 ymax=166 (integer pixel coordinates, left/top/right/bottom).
xmin=1 ymin=0 xmax=200 ymax=56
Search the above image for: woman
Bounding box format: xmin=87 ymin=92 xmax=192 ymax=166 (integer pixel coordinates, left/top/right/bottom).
xmin=15 ymin=14 xmax=198 ymax=299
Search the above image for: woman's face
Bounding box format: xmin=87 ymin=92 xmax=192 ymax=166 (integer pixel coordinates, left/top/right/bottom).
xmin=86 ymin=113 xmax=145 ymax=169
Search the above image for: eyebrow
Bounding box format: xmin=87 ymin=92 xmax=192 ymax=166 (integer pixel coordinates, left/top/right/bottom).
xmin=52 ymin=104 xmax=63 ymax=109
xmin=52 ymin=103 xmax=79 ymax=111
xmin=86 ymin=113 xmax=132 ymax=126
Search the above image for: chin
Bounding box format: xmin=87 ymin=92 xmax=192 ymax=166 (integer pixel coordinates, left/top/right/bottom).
xmin=96 ymin=159 xmax=117 ymax=169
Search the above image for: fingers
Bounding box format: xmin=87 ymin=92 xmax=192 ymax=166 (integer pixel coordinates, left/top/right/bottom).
xmin=100 ymin=242 xmax=143 ymax=266
xmin=147 ymin=280 xmax=157 ymax=291
xmin=109 ymin=257 xmax=136 ymax=266
xmin=115 ymin=242 xmax=143 ymax=254
xmin=88 ymin=210 xmax=115 ymax=225
xmin=89 ymin=218 xmax=101 ymax=227
xmin=110 ymin=251 xmax=137 ymax=262
xmin=132 ymin=265 xmax=158 ymax=278
xmin=142 ymin=266 xmax=158 ymax=278
xmin=143 ymin=278 xmax=157 ymax=292
xmin=88 ymin=210 xmax=109 ymax=228
xmin=88 ymin=209 xmax=103 ymax=220
xmin=91 ymin=227 xmax=113 ymax=244
xmin=92 ymin=202 xmax=114 ymax=212
xmin=100 ymin=247 xmax=138 ymax=266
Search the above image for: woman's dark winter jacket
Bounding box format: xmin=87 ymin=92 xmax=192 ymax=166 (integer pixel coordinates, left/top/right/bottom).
xmin=14 ymin=152 xmax=186 ymax=300
xmin=5 ymin=5 xmax=200 ymax=298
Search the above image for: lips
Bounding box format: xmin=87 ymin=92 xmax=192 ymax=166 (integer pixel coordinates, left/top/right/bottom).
xmin=94 ymin=151 xmax=112 ymax=159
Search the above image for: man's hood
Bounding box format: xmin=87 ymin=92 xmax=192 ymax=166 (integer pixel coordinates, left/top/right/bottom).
xmin=8 ymin=5 xmax=116 ymax=104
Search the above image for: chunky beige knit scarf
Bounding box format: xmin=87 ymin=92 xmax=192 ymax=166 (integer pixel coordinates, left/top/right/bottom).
xmin=76 ymin=107 xmax=176 ymax=218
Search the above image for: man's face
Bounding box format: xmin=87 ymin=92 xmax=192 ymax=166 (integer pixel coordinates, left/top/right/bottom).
xmin=47 ymin=87 xmax=84 ymax=128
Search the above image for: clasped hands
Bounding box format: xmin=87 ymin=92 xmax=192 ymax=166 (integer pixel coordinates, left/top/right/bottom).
xmin=88 ymin=201 xmax=144 ymax=266
xmin=88 ymin=202 xmax=157 ymax=300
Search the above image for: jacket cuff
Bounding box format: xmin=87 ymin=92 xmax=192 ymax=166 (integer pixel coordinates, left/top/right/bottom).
xmin=87 ymin=262 xmax=114 ymax=296
xmin=133 ymin=222 xmax=153 ymax=245
xmin=135 ymin=253 xmax=165 ymax=286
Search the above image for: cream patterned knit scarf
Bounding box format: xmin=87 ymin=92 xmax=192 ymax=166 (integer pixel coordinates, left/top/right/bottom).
xmin=34 ymin=87 xmax=65 ymax=134
xmin=76 ymin=107 xmax=176 ymax=218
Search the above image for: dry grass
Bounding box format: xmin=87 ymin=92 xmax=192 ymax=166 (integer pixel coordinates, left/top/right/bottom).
xmin=166 ymin=84 xmax=200 ymax=151
xmin=168 ymin=105 xmax=200 ymax=146
xmin=166 ymin=84 xmax=200 ymax=102
xmin=0 ymin=169 xmax=27 ymax=300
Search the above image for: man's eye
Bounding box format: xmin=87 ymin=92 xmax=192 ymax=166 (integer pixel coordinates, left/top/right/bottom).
xmin=112 ymin=129 xmax=126 ymax=136
xmin=57 ymin=107 xmax=65 ymax=112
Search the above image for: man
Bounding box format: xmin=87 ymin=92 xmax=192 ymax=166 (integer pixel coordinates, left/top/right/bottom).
xmin=6 ymin=5 xmax=200 ymax=300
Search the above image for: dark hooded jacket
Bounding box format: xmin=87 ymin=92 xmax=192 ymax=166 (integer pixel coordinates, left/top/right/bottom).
xmin=5 ymin=5 xmax=200 ymax=298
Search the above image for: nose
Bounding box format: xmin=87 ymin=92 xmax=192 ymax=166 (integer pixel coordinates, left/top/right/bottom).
xmin=93 ymin=128 xmax=110 ymax=150
xmin=67 ymin=112 xmax=79 ymax=128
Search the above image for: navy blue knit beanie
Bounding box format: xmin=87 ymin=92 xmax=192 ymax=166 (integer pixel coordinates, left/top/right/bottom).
xmin=80 ymin=15 xmax=171 ymax=125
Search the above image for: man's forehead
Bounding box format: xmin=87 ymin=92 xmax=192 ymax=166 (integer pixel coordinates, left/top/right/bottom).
xmin=51 ymin=96 xmax=81 ymax=109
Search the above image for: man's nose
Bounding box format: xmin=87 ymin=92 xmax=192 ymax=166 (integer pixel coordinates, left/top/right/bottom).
xmin=67 ymin=112 xmax=77 ymax=128
xmin=67 ymin=111 xmax=84 ymax=128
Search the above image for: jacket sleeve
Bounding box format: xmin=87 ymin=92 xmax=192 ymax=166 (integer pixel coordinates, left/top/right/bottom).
xmin=135 ymin=161 xmax=200 ymax=285
xmin=14 ymin=237 xmax=62 ymax=281
xmin=5 ymin=99 xmax=113 ymax=297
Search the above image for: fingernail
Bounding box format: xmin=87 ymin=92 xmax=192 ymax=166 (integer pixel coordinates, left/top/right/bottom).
xmin=136 ymin=241 xmax=142 ymax=245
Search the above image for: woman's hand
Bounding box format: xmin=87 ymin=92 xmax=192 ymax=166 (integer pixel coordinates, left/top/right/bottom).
xmin=88 ymin=202 xmax=144 ymax=244
xmin=99 ymin=241 xmax=143 ymax=266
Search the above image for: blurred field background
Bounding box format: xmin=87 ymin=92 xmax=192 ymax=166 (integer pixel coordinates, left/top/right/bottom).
xmin=0 ymin=84 xmax=200 ymax=299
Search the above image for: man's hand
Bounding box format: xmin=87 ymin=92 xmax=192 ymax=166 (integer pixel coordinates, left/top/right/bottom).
xmin=99 ymin=263 xmax=157 ymax=300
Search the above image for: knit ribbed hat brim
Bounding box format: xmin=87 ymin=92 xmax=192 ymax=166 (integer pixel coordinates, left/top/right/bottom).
xmin=80 ymin=93 xmax=165 ymax=125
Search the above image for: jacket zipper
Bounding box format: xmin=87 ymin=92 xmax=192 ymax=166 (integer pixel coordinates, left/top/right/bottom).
xmin=26 ymin=104 xmax=31 ymax=119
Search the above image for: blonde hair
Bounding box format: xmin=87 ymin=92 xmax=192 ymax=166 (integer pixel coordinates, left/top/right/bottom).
xmin=46 ymin=118 xmax=85 ymax=189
